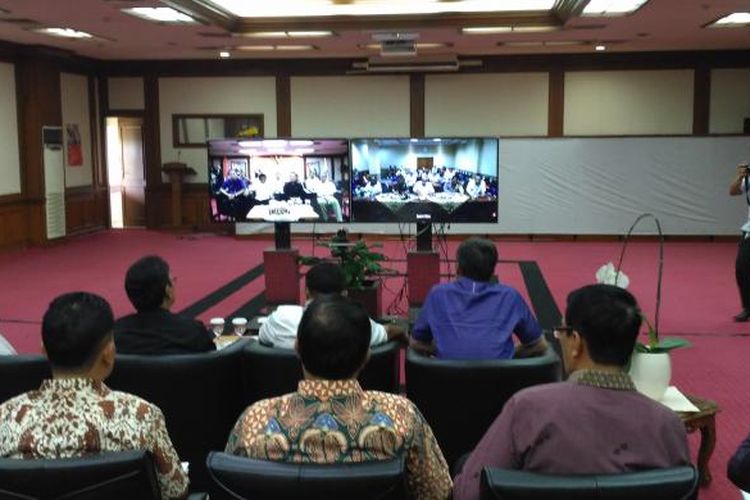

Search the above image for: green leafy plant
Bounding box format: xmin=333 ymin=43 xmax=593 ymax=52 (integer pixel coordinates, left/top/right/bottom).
xmin=634 ymin=315 xmax=691 ymax=354
xmin=299 ymin=231 xmax=392 ymax=290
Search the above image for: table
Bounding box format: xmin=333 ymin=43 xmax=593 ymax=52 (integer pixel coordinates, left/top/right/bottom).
xmin=678 ymin=395 xmax=719 ymax=487
xmin=374 ymin=192 xmax=468 ymax=213
xmin=246 ymin=201 xmax=319 ymax=222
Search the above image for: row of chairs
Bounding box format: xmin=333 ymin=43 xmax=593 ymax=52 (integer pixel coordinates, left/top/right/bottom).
xmin=0 ymin=338 xmax=562 ymax=491
xmin=0 ymin=449 xmax=699 ymax=500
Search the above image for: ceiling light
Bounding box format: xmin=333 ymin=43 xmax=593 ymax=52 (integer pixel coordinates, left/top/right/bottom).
xmin=236 ymin=44 xmax=315 ymax=51
xmin=595 ymin=44 xmax=607 ymax=51
xmin=359 ymin=42 xmax=448 ymax=50
xmin=275 ymin=44 xmax=316 ymax=51
xmin=582 ymin=0 xmax=649 ymax=16
xmin=544 ymin=40 xmax=588 ymax=46
xmin=204 ymin=0 xmax=556 ymax=18
xmin=123 ymin=7 xmax=196 ymax=23
xmin=219 ymin=50 xmax=231 ymax=58
xmin=710 ymin=12 xmax=750 ymax=27
xmin=462 ymin=27 xmax=513 ymax=34
xmin=462 ymin=25 xmax=558 ymax=34
xmin=36 ymin=27 xmax=92 ymax=39
xmin=241 ymin=30 xmax=333 ymax=38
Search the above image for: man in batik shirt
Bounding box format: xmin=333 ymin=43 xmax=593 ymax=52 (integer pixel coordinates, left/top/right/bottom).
xmin=0 ymin=292 xmax=188 ymax=499
xmin=226 ymin=295 xmax=452 ymax=500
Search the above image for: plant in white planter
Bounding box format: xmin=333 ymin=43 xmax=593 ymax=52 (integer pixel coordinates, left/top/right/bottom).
xmin=595 ymin=214 xmax=690 ymax=401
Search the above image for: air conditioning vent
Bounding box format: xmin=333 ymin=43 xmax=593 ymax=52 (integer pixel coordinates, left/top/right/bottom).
xmin=46 ymin=192 xmax=66 ymax=240
xmin=380 ymin=39 xmax=416 ymax=56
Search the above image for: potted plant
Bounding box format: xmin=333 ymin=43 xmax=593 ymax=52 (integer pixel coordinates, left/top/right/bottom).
xmin=596 ymin=214 xmax=690 ymax=401
xmin=300 ymin=229 xmax=391 ymax=318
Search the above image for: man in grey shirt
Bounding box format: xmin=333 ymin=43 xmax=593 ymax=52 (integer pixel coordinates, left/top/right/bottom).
xmin=453 ymin=284 xmax=690 ymax=500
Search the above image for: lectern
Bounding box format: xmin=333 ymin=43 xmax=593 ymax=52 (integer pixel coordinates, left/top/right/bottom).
xmin=162 ymin=162 xmax=196 ymax=228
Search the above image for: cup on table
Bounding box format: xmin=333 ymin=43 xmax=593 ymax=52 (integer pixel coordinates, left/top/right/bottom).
xmin=209 ymin=317 xmax=225 ymax=337
xmin=232 ymin=317 xmax=248 ymax=337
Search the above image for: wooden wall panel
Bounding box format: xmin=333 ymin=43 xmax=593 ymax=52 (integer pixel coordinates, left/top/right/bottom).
xmin=0 ymin=200 xmax=28 ymax=249
xmin=145 ymin=185 xmax=215 ymax=231
xmin=65 ymin=187 xmax=108 ymax=235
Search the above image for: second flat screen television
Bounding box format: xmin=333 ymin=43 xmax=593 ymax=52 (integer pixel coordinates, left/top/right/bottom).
xmin=350 ymin=137 xmax=499 ymax=223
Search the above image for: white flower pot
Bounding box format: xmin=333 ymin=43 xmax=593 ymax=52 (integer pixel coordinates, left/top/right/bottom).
xmin=629 ymin=352 xmax=671 ymax=401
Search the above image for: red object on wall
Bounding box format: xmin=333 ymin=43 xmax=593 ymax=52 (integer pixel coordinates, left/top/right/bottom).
xmin=407 ymin=251 xmax=440 ymax=306
xmin=264 ymin=248 xmax=300 ymax=305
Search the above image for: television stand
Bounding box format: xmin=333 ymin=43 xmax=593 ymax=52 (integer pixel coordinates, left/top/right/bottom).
xmin=264 ymin=221 xmax=299 ymax=304
xmin=416 ymin=221 xmax=432 ymax=252
xmin=274 ymin=221 xmax=291 ymax=250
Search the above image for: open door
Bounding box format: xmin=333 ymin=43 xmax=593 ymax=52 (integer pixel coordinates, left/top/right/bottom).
xmin=107 ymin=117 xmax=145 ymax=228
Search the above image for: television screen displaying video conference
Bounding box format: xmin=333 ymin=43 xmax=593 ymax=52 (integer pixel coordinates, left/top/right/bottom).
xmin=208 ymin=137 xmax=499 ymax=224
xmin=208 ymin=138 xmax=351 ymax=223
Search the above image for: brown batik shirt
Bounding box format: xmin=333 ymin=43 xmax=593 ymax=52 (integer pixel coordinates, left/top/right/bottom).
xmin=0 ymin=378 xmax=188 ymax=499
xmin=226 ymin=379 xmax=452 ymax=500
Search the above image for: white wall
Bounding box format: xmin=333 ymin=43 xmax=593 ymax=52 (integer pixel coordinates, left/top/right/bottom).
xmin=425 ymin=73 xmax=549 ymax=136
xmin=291 ymin=76 xmax=409 ymax=137
xmin=564 ymin=70 xmax=694 ymax=135
xmin=159 ymin=77 xmax=277 ymax=183
xmin=60 ymin=73 xmax=93 ymax=188
xmin=0 ymin=62 xmax=21 ymax=196
xmin=108 ymin=77 xmax=144 ymax=110
xmin=710 ymin=68 xmax=750 ymax=134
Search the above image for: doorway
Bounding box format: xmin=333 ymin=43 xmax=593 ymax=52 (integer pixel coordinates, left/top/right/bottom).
xmin=106 ymin=117 xmax=145 ymax=228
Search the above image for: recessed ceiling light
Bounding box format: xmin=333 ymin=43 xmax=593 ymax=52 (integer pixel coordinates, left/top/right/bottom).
xmin=710 ymin=12 xmax=750 ymax=27
xmin=582 ymin=0 xmax=649 ymax=16
xmin=240 ymin=30 xmax=333 ymax=38
xmin=236 ymin=45 xmax=316 ymax=51
xmin=36 ymin=27 xmax=93 ymax=39
xmin=462 ymin=25 xmax=558 ymax=34
xmin=275 ymin=44 xmax=316 ymax=51
xmin=205 ymin=0 xmax=556 ymax=18
xmin=219 ymin=51 xmax=231 ymax=58
xmin=595 ymin=44 xmax=607 ymax=51
xmin=359 ymin=42 xmax=449 ymax=50
xmin=123 ymin=7 xmax=196 ymax=23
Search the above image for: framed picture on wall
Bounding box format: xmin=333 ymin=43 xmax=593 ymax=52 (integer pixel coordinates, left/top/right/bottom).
xmin=172 ymin=114 xmax=264 ymax=148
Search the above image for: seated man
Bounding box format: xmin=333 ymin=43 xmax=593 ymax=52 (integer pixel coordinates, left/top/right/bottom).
xmin=413 ymin=173 xmax=435 ymax=200
xmin=0 ymin=292 xmax=188 ymax=499
xmin=310 ymin=171 xmax=343 ymax=222
xmin=465 ymin=174 xmax=487 ymax=199
xmin=728 ymin=432 xmax=750 ymax=491
xmin=411 ymin=237 xmax=545 ymax=360
xmin=252 ymin=173 xmax=274 ymax=205
xmin=259 ymin=262 xmax=404 ymax=348
xmin=114 ymin=255 xmax=215 ymax=355
xmin=226 ymin=295 xmax=452 ymax=499
xmin=453 ymin=284 xmax=690 ymax=500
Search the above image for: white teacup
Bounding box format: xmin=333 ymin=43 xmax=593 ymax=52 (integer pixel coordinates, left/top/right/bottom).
xmin=209 ymin=317 xmax=225 ymax=337
xmin=232 ymin=317 xmax=248 ymax=337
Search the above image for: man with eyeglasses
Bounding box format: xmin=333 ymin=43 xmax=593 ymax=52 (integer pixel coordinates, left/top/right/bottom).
xmin=452 ymin=284 xmax=690 ymax=500
xmin=113 ymin=255 xmax=215 ymax=355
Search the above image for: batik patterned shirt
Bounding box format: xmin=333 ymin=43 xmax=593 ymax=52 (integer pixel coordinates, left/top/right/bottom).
xmin=0 ymin=378 xmax=188 ymax=500
xmin=226 ymin=379 xmax=452 ymax=500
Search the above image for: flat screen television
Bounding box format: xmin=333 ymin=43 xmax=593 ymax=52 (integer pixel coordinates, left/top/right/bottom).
xmin=350 ymin=137 xmax=499 ymax=223
xmin=208 ymin=138 xmax=350 ymax=223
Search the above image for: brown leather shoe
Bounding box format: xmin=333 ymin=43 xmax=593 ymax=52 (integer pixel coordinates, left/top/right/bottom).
xmin=734 ymin=310 xmax=750 ymax=322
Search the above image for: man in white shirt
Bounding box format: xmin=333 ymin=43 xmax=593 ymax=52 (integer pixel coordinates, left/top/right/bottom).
xmin=466 ymin=174 xmax=487 ymax=199
xmin=310 ymin=171 xmax=342 ymax=222
xmin=259 ymin=262 xmax=405 ymax=349
xmin=252 ymin=173 xmax=275 ymax=204
xmin=361 ymin=175 xmax=383 ymax=199
xmin=413 ymin=174 xmax=435 ymax=200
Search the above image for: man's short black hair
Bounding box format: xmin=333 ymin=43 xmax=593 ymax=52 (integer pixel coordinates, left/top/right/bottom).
xmin=125 ymin=255 xmax=170 ymax=312
xmin=42 ymin=292 xmax=114 ymax=370
xmin=306 ymin=262 xmax=346 ymax=296
xmin=297 ymin=295 xmax=371 ymax=380
xmin=456 ymin=237 xmax=498 ymax=282
xmin=564 ymin=284 xmax=642 ymax=367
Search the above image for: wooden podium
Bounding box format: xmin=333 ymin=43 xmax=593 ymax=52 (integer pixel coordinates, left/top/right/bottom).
xmin=162 ymin=162 xmax=196 ymax=228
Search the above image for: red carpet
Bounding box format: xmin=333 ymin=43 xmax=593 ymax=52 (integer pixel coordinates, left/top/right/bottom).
xmin=0 ymin=229 xmax=748 ymax=499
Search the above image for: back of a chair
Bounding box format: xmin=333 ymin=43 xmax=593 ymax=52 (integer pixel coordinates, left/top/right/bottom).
xmin=106 ymin=339 xmax=247 ymax=492
xmin=480 ymin=466 xmax=699 ymax=500
xmin=0 ymin=450 xmax=160 ymax=500
xmin=405 ymin=348 xmax=561 ymax=468
xmin=0 ymin=355 xmax=51 ymax=404
xmin=242 ymin=340 xmax=402 ymax=405
xmin=206 ymin=451 xmax=407 ymax=500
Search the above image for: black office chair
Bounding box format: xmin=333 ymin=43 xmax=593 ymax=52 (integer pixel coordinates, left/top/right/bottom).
xmin=242 ymin=339 xmax=401 ymax=405
xmin=405 ymin=348 xmax=561 ymax=469
xmin=105 ymin=338 xmax=248 ymax=492
xmin=0 ymin=354 xmax=51 ymax=404
xmin=206 ymin=451 xmax=407 ymax=500
xmin=0 ymin=450 xmax=161 ymax=500
xmin=480 ymin=465 xmax=699 ymax=500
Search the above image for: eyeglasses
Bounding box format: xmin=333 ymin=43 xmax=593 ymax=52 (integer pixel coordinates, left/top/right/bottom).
xmin=552 ymin=325 xmax=574 ymax=339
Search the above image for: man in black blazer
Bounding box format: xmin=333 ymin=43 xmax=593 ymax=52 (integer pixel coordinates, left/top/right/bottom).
xmin=114 ymin=255 xmax=215 ymax=355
